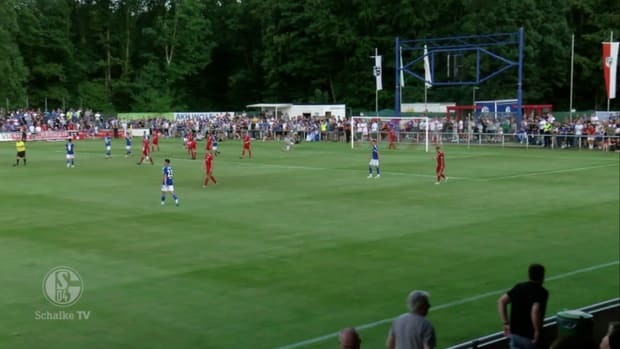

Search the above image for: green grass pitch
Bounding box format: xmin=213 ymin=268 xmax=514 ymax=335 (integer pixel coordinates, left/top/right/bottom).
xmin=0 ymin=138 xmax=618 ymax=349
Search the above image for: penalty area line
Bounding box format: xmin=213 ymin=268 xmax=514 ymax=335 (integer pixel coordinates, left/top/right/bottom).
xmin=275 ymin=260 xmax=619 ymax=349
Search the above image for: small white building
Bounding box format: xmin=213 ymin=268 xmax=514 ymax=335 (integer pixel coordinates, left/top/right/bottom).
xmin=246 ymin=103 xmax=346 ymax=120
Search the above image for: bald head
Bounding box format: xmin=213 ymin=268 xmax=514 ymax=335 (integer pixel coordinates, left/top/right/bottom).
xmin=339 ymin=328 xmax=361 ymax=349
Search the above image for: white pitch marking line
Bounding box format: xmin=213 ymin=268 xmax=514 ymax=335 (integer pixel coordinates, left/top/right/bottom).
xmin=487 ymin=163 xmax=617 ymax=180
xmin=275 ymin=260 xmax=620 ymax=349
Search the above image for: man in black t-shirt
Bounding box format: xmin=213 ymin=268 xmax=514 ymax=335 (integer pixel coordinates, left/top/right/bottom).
xmin=498 ymin=264 xmax=549 ymax=349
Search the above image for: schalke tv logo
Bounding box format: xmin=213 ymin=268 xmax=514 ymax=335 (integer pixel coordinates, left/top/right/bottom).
xmin=42 ymin=266 xmax=83 ymax=307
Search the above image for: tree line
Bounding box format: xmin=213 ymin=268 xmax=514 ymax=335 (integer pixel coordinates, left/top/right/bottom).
xmin=0 ymin=0 xmax=618 ymax=114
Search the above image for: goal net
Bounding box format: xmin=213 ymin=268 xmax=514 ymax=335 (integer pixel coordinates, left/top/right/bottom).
xmin=350 ymin=116 xmax=430 ymax=152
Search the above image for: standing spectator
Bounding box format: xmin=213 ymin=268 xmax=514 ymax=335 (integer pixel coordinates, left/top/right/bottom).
xmin=339 ymin=328 xmax=361 ymax=349
xmin=574 ymin=119 xmax=584 ymax=148
xmin=386 ymin=290 xmax=436 ymax=349
xmin=389 ymin=128 xmax=397 ymax=149
xmin=586 ymin=122 xmax=596 ymax=149
xmin=600 ymin=321 xmax=620 ymax=349
xmin=497 ymin=264 xmax=548 ymax=349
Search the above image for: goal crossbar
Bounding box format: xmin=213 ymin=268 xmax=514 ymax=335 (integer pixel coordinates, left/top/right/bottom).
xmin=350 ymin=116 xmax=430 ymax=152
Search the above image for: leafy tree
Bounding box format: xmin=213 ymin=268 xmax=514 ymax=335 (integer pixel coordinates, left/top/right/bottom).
xmin=16 ymin=0 xmax=75 ymax=109
xmin=0 ymin=0 xmax=28 ymax=108
xmin=6 ymin=0 xmax=619 ymax=112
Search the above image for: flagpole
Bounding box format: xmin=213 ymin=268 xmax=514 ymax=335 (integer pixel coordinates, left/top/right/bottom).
xmin=376 ymin=89 xmax=378 ymax=117
xmin=399 ymin=46 xmax=403 ymax=112
xmin=424 ymin=85 xmax=428 ymax=113
xmin=608 ymin=31 xmax=613 ymax=112
xmin=569 ymin=34 xmax=575 ymax=122
xmin=375 ymin=48 xmax=379 ymax=117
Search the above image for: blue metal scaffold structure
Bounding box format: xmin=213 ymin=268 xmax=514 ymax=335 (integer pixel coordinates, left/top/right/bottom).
xmin=395 ymin=28 xmax=524 ymax=124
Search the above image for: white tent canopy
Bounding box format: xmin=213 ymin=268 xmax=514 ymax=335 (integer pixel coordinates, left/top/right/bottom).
xmin=245 ymin=103 xmax=293 ymax=118
xmin=246 ymin=103 xmax=293 ymax=109
xmin=246 ymin=103 xmax=346 ymax=120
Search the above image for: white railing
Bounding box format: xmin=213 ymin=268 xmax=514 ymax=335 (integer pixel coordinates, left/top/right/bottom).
xmin=3 ymin=128 xmax=619 ymax=152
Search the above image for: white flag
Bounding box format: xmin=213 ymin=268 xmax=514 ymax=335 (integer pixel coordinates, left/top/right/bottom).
xmin=424 ymin=45 xmax=432 ymax=88
xmin=374 ymin=55 xmax=383 ymax=91
xmin=400 ymin=47 xmax=405 ymax=87
xmin=603 ymin=41 xmax=619 ymax=99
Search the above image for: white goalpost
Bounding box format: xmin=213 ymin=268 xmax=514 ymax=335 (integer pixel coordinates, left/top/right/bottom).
xmin=350 ymin=116 xmax=430 ymax=152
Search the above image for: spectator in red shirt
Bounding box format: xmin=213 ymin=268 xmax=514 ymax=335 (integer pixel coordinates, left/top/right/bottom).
xmin=388 ymin=129 xmax=397 ymax=150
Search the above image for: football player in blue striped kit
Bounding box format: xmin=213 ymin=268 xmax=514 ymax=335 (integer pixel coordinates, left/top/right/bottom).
xmin=368 ymin=139 xmax=380 ymax=178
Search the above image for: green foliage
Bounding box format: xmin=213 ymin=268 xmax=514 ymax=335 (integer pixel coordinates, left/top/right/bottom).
xmin=130 ymin=62 xmax=177 ymax=112
xmin=4 ymin=0 xmax=620 ymax=111
xmin=0 ymin=0 xmax=28 ymax=105
xmin=77 ymin=81 xmax=115 ymax=113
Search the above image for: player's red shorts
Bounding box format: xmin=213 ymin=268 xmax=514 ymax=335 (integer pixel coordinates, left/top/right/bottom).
xmin=152 ymin=139 xmax=159 ymax=145
xmin=436 ymin=165 xmax=444 ymax=173
xmin=243 ymin=144 xmax=251 ymax=149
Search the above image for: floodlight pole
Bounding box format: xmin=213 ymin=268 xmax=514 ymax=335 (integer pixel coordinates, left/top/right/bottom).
xmin=569 ymin=34 xmax=575 ymax=121
xmin=517 ymin=27 xmax=524 ymax=126
xmin=395 ymin=37 xmax=401 ymax=116
xmin=473 ymin=87 xmax=479 ymax=108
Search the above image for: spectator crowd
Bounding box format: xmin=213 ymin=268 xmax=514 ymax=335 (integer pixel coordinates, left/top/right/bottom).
xmin=1 ymin=108 xmax=619 ymax=151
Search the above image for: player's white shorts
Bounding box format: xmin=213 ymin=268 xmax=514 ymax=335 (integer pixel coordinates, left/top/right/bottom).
xmin=126 ymin=145 xmax=131 ymax=151
xmin=369 ymin=159 xmax=379 ymax=166
xmin=161 ymin=185 xmax=175 ymax=192
xmin=66 ymin=154 xmax=75 ymax=160
xmin=213 ymin=145 xmax=218 ymax=151
xmin=106 ymin=146 xmax=111 ymax=151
